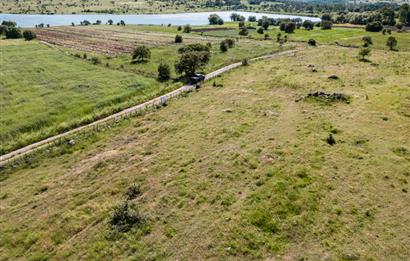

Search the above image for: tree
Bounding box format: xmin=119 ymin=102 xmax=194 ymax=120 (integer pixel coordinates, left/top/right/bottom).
xmin=257 ymin=27 xmax=264 ymax=34
xmin=132 ymin=46 xmax=151 ymax=62
xmin=0 ymin=25 xmax=7 ymax=35
xmin=308 ymin=39 xmax=316 ymax=46
xmin=209 ymin=14 xmax=223 ymax=25
xmin=386 ymin=36 xmax=397 ymax=51
xmin=23 ymin=30 xmax=36 ymax=41
xmin=398 ymin=4 xmax=410 ymax=25
xmin=362 ymin=36 xmax=373 ymax=47
xmin=177 ymin=26 xmax=182 ymax=31
xmin=381 ymin=7 xmax=396 ymax=26
xmin=321 ymin=20 xmax=332 ymax=30
xmin=5 ymin=27 xmax=22 ymax=39
xmin=220 ymin=40 xmax=228 ymax=52
xmin=225 ymin=38 xmax=235 ymax=48
xmin=302 ymin=20 xmax=314 ymax=30
xmin=120 ymin=20 xmax=125 ymax=26
xmin=108 ymin=19 xmax=113 ymax=25
xmin=261 ymin=19 xmax=270 ymax=30
xmin=183 ymin=24 xmax=192 ymax=33
xmin=365 ymin=21 xmax=383 ymax=32
xmin=276 ymin=32 xmax=282 ymax=42
xmin=321 ymin=14 xmax=332 ymax=21
xmin=359 ymin=48 xmax=371 ymax=61
xmin=1 ymin=20 xmax=16 ymax=27
xmin=230 ymin=13 xmax=240 ymax=21
xmin=175 ymin=47 xmax=210 ymax=77
xmin=175 ymin=34 xmax=183 ymax=43
xmin=248 ymin=16 xmax=256 ymax=22
xmin=284 ymin=22 xmax=296 ymax=33
xmin=158 ymin=62 xmax=171 ymax=81
xmin=239 ymin=27 xmax=248 ymax=36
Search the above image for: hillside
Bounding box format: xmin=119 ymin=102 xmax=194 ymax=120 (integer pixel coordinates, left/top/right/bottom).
xmin=1 ymin=44 xmax=409 ymax=260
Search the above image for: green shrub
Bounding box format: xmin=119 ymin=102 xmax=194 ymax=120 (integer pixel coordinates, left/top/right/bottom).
xmin=257 ymin=27 xmax=264 ymax=34
xmin=132 ymin=45 xmax=151 ymax=62
xmin=308 ymin=38 xmax=316 ymax=46
xmin=157 ymin=62 xmax=171 ymax=81
xmin=109 ymin=201 xmax=144 ymax=232
xmin=321 ymin=20 xmax=333 ymax=30
xmin=183 ymin=24 xmax=192 ymax=33
xmin=23 ymin=30 xmax=36 ymax=41
xmin=366 ymin=21 xmax=383 ymax=32
xmin=175 ymin=34 xmax=183 ymax=43
xmin=5 ymin=27 xmax=22 ymax=39
xmin=124 ymin=183 xmax=141 ymax=200
xmin=386 ymin=36 xmax=397 ymax=50
xmin=220 ymin=41 xmax=228 ymax=52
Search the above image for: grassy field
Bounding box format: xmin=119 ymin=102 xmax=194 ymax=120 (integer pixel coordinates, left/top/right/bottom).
xmin=1 ymin=44 xmax=409 ymax=260
xmin=0 ymin=24 xmax=285 ymax=155
xmin=0 ymin=40 xmax=170 ymax=155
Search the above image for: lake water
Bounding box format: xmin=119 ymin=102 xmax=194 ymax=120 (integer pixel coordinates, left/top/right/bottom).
xmin=0 ymin=11 xmax=320 ymax=28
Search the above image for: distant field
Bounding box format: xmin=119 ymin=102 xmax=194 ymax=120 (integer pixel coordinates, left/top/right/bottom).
xmin=0 ymin=40 xmax=168 ymax=155
xmin=1 ymin=45 xmax=409 ymax=260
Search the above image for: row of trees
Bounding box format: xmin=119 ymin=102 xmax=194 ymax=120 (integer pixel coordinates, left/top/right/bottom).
xmin=0 ymin=21 xmax=36 ymax=40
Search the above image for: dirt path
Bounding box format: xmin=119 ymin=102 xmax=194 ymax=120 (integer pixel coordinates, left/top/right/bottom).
xmin=0 ymin=49 xmax=297 ymax=166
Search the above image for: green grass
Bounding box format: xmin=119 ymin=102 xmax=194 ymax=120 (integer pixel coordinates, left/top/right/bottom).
xmin=1 ymin=45 xmax=409 ymax=260
xmin=0 ymin=40 xmax=175 ymax=154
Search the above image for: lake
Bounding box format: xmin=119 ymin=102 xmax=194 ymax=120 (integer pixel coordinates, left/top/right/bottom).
xmin=0 ymin=11 xmax=320 ymax=28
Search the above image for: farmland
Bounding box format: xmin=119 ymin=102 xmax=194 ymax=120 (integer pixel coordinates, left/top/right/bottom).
xmin=1 ymin=24 xmax=285 ymax=155
xmin=1 ymin=44 xmax=409 ymax=260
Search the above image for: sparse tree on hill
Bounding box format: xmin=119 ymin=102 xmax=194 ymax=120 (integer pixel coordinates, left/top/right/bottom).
xmin=132 ymin=46 xmax=151 ymax=62
xmin=175 ymin=44 xmax=210 ymax=77
xmin=302 ymin=20 xmax=314 ymax=30
xmin=220 ymin=40 xmax=228 ymax=52
xmin=23 ymin=30 xmax=36 ymax=41
xmin=108 ymin=19 xmax=113 ymax=25
xmin=5 ymin=27 xmax=22 ymax=39
xmin=386 ymin=36 xmax=397 ymax=51
xmin=359 ymin=48 xmax=371 ymax=61
xmin=362 ymin=36 xmax=373 ymax=47
xmin=175 ymin=34 xmax=183 ymax=43
xmin=158 ymin=62 xmax=171 ymax=81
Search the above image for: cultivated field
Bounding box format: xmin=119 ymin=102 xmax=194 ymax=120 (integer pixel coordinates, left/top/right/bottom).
xmin=1 ymin=45 xmax=409 ymax=260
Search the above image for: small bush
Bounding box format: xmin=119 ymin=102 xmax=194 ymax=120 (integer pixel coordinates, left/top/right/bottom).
xmin=242 ymin=58 xmax=249 ymax=66
xmin=5 ymin=27 xmax=22 ymax=39
xmin=358 ymin=47 xmax=371 ymax=61
xmin=362 ymin=36 xmax=373 ymax=47
xmin=225 ymin=38 xmax=235 ymax=48
xmin=157 ymin=62 xmax=171 ymax=81
xmin=321 ymin=20 xmax=333 ymax=30
xmin=238 ymin=27 xmax=248 ymax=36
xmin=124 ymin=183 xmax=141 ymax=200
xmin=109 ymin=201 xmax=144 ymax=232
xmin=175 ymin=34 xmax=183 ymax=43
xmin=90 ymin=57 xmax=101 ymax=65
xmin=132 ymin=45 xmax=151 ymax=62
xmin=23 ymin=30 xmax=36 ymax=41
xmin=183 ymin=24 xmax=192 ymax=33
xmin=308 ymin=39 xmax=316 ymax=46
xmin=365 ymin=21 xmax=383 ymax=32
xmin=326 ymin=134 xmax=336 ymax=145
xmin=220 ymin=41 xmax=228 ymax=52
xmin=386 ymin=36 xmax=397 ymax=51
xmin=177 ymin=26 xmax=182 ymax=31
xmin=257 ymin=27 xmax=264 ymax=34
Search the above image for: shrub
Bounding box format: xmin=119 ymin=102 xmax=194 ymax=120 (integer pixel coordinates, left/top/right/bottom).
xmin=23 ymin=30 xmax=36 ymax=41
xmin=209 ymin=14 xmax=223 ymax=25
xmin=183 ymin=24 xmax=192 ymax=33
xmin=0 ymin=25 xmax=7 ymax=35
xmin=276 ymin=32 xmax=282 ymax=42
xmin=90 ymin=57 xmax=101 ymax=65
xmin=242 ymin=58 xmax=249 ymax=66
xmin=308 ymin=38 xmax=316 ymax=46
xmin=386 ymin=36 xmax=397 ymax=50
xmin=225 ymin=38 xmax=235 ymax=48
xmin=257 ymin=27 xmax=264 ymax=34
xmin=175 ymin=46 xmax=211 ymax=76
xmin=396 ymin=23 xmax=403 ymax=30
xmin=302 ymin=20 xmax=314 ymax=30
xmin=132 ymin=46 xmax=151 ymax=62
xmin=175 ymin=34 xmax=183 ymax=43
xmin=248 ymin=16 xmax=256 ymax=22
xmin=326 ymin=134 xmax=336 ymax=145
xmin=109 ymin=201 xmax=144 ymax=232
xmin=124 ymin=183 xmax=141 ymax=200
xmin=108 ymin=19 xmax=113 ymax=25
xmin=238 ymin=27 xmax=248 ymax=36
xmin=220 ymin=40 xmax=228 ymax=52
xmin=359 ymin=48 xmax=371 ymax=61
xmin=5 ymin=27 xmax=22 ymax=39
xmin=177 ymin=26 xmax=182 ymax=31
xmin=366 ymin=21 xmax=383 ymax=32
xmin=362 ymin=36 xmax=373 ymax=47
xmin=157 ymin=62 xmax=171 ymax=81
xmin=1 ymin=20 xmax=17 ymax=27
xmin=280 ymin=22 xmax=296 ymax=33
xmin=321 ymin=20 xmax=333 ymax=30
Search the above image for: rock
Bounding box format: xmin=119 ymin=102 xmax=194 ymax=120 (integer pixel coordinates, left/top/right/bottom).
xmin=68 ymin=139 xmax=76 ymax=146
xmin=328 ymin=74 xmax=339 ymax=80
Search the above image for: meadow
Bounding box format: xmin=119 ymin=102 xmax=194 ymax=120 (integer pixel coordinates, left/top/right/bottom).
xmin=0 ymin=25 xmax=284 ymax=154
xmin=1 ymin=43 xmax=409 ymax=260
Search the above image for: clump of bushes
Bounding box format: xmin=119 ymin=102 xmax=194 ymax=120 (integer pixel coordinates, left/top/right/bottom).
xmin=220 ymin=40 xmax=228 ymax=52
xmin=175 ymin=34 xmax=183 ymax=43
xmin=90 ymin=57 xmax=101 ymax=65
xmin=132 ymin=45 xmax=151 ymax=62
xmin=321 ymin=20 xmax=333 ymax=30
xmin=362 ymin=36 xmax=373 ymax=47
xmin=23 ymin=30 xmax=36 ymax=41
xmin=157 ymin=62 xmax=171 ymax=81
xmin=109 ymin=201 xmax=144 ymax=232
xmin=358 ymin=47 xmax=371 ymax=61
xmin=280 ymin=21 xmax=296 ymax=33
xmin=305 ymin=91 xmax=351 ymax=104
xmin=366 ymin=21 xmax=383 ymax=32
xmin=308 ymin=39 xmax=316 ymax=46
xmin=124 ymin=183 xmax=141 ymax=200
xmin=183 ymin=24 xmax=192 ymax=33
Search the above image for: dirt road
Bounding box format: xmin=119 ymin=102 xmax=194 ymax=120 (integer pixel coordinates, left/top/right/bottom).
xmin=0 ymin=49 xmax=297 ymax=166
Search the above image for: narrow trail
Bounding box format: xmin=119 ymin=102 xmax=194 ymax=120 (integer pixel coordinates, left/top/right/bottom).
xmin=0 ymin=49 xmax=297 ymax=166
